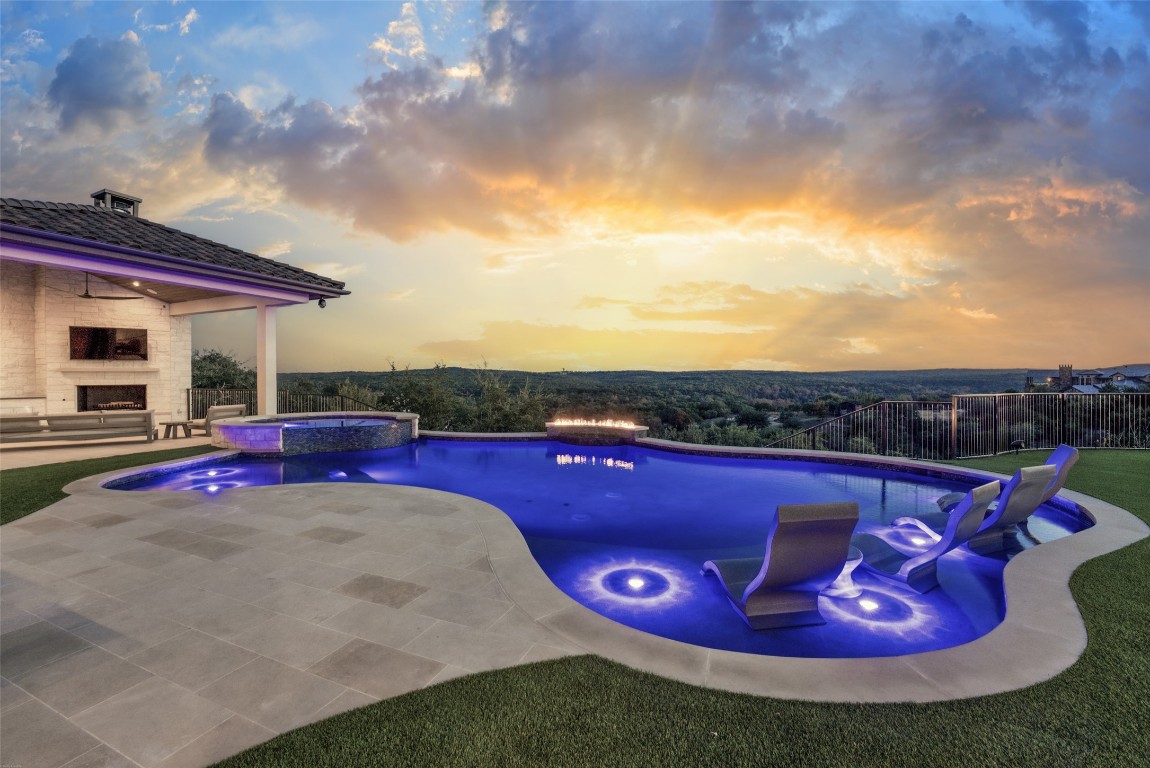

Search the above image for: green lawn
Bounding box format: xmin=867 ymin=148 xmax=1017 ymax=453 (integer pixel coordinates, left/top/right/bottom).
xmin=0 ymin=445 xmax=218 ymax=524
xmin=2 ymin=448 xmax=1146 ymax=766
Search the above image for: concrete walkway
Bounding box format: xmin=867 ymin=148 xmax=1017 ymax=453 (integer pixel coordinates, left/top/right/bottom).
xmin=1 ymin=445 xmax=1145 ymax=767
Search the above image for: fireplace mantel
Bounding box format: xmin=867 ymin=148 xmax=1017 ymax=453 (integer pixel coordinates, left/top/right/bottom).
xmin=58 ymin=367 xmax=161 ymax=374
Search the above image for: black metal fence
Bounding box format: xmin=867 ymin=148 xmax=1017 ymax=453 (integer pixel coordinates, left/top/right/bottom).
xmin=953 ymin=393 xmax=1150 ymax=457
xmin=767 ymin=393 xmax=1150 ymax=459
xmin=186 ymin=389 xmax=377 ymax=420
xmin=190 ymin=388 xmax=1149 ymax=460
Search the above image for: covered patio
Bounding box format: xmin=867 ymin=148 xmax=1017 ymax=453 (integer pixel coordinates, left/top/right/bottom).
xmin=0 ymin=192 xmax=348 ymax=421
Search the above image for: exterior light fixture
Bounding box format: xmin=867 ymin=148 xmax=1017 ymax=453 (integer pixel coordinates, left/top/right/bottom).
xmin=318 ymin=298 xmax=327 ymax=308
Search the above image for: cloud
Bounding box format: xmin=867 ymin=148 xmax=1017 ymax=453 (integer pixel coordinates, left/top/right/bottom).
xmin=956 ymin=307 xmax=998 ymax=321
xmin=482 ymin=249 xmax=551 ymax=273
xmin=46 ymin=36 xmax=161 ymax=131
xmin=258 ymin=240 xmax=292 ymax=259
xmin=385 ymin=288 xmax=415 ymax=301
xmin=213 ymin=15 xmax=320 ymax=51
xmin=180 ymin=9 xmax=199 ymax=36
xmin=298 ymin=261 xmax=365 ymax=279
xmin=419 ymin=264 xmax=1149 ymax=370
xmin=370 ymin=2 xmax=428 ymax=70
xmin=198 ymin=2 xmax=851 ymax=243
xmin=193 ymin=2 xmax=1148 ymax=254
xmin=139 ymin=7 xmax=199 ymax=36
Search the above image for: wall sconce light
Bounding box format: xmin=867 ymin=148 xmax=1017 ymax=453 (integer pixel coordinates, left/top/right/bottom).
xmin=318 ymin=298 xmax=327 ymax=309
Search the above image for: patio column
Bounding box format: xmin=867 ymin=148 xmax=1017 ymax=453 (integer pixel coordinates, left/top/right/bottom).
xmin=256 ymin=304 xmax=277 ymax=415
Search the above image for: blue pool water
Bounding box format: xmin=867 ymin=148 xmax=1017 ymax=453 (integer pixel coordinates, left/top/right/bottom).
xmin=110 ymin=440 xmax=1091 ymax=658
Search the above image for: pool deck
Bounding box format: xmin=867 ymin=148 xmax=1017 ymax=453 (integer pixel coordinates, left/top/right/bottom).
xmin=1 ymin=443 xmax=1146 ymax=768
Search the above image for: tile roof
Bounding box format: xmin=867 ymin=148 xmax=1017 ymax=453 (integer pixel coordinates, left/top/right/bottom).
xmin=0 ymin=198 xmax=346 ymax=294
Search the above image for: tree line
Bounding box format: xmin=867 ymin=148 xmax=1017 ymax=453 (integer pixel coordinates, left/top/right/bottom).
xmin=194 ymin=351 xmax=1032 ymax=446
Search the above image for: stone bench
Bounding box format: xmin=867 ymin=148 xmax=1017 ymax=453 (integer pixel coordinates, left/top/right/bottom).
xmin=0 ymin=411 xmax=157 ymax=444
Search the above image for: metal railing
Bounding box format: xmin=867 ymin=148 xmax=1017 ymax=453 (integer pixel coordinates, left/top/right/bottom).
xmin=767 ymin=393 xmax=1150 ymax=459
xmin=767 ymin=401 xmax=954 ymax=460
xmin=186 ymin=389 xmax=378 ymax=420
xmin=953 ymin=393 xmax=1150 ymax=457
xmin=190 ymin=388 xmax=1150 ymax=459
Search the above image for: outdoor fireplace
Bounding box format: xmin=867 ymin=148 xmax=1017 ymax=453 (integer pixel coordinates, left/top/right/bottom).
xmin=77 ymin=385 xmax=146 ymax=412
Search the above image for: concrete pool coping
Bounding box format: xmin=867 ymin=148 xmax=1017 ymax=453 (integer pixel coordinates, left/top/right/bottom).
xmin=67 ymin=444 xmax=1147 ymax=704
xmin=3 ymin=445 xmax=1145 ymax=766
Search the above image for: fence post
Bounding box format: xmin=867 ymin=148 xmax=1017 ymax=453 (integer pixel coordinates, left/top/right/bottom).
xmin=991 ymin=395 xmax=998 ymax=455
xmin=880 ymin=401 xmax=889 ymax=455
xmin=1059 ymin=393 xmax=1065 ymax=446
xmin=950 ymin=396 xmax=958 ymax=459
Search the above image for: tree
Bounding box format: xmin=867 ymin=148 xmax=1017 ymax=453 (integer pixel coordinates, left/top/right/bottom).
xmin=378 ymin=363 xmax=459 ymax=429
xmin=191 ymin=349 xmax=256 ymax=389
xmin=336 ymin=379 xmax=381 ymax=408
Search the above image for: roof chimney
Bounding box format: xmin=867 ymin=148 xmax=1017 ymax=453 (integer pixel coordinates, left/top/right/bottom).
xmin=90 ymin=189 xmax=142 ymax=217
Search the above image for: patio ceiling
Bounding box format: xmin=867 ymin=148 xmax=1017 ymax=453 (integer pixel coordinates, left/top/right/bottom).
xmin=97 ymin=274 xmax=231 ymax=304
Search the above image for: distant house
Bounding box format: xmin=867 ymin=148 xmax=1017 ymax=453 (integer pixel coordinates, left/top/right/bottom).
xmin=0 ymin=190 xmax=349 ymax=420
xmin=1024 ymin=364 xmax=1150 ymax=393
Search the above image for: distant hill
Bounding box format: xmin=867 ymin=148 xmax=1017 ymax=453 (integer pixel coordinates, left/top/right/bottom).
xmin=278 ymin=367 xmax=1031 ymax=437
xmin=282 ymin=367 xmax=1026 ymax=404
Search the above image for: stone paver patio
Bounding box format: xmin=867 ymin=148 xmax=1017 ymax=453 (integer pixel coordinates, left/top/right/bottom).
xmin=1 ymin=445 xmax=1145 ymax=767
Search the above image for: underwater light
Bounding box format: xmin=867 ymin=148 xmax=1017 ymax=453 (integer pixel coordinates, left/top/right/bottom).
xmin=188 ymin=468 xmax=240 ymax=480
xmin=576 ymin=560 xmax=690 ymax=610
xmin=822 ymin=584 xmax=938 ymax=637
xmin=189 ymin=480 xmax=243 ymax=495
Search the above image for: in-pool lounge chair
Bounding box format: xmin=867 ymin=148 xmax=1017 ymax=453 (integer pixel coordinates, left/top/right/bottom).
xmin=852 ymin=480 xmax=1000 ymax=593
xmin=189 ymin=404 xmax=247 ymax=436
xmin=702 ymin=501 xmax=859 ymax=629
xmin=1035 ymin=443 xmax=1080 ymax=504
xmin=934 ymin=444 xmax=1079 ymax=513
xmin=897 ymin=464 xmax=1058 ymax=555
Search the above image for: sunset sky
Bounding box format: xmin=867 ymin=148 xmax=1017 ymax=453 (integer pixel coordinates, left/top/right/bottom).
xmin=2 ymin=1 xmax=1148 ymax=372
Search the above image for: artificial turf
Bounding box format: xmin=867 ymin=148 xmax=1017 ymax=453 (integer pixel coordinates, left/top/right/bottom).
xmin=0 ymin=444 xmax=218 ymax=524
xmin=2 ymin=447 xmax=1146 ymax=766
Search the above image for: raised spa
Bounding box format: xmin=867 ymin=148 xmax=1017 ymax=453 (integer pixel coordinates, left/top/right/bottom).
xmin=107 ymin=438 xmax=1093 ymax=659
xmin=210 ymin=411 xmax=418 ymax=456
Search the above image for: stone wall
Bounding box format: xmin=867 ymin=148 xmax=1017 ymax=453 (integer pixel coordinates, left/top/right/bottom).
xmin=0 ymin=261 xmax=41 ymax=412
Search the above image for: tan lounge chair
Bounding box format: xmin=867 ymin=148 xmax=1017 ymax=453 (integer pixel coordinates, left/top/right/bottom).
xmin=189 ymin=404 xmax=247 ymax=436
xmin=702 ymin=501 xmax=859 ymax=629
xmin=853 ymin=480 xmax=1000 ymax=593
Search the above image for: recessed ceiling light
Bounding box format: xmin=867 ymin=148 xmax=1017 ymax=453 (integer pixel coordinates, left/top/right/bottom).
xmin=146 ymin=288 xmax=158 ymax=295
xmin=132 ymin=281 xmax=140 ymax=287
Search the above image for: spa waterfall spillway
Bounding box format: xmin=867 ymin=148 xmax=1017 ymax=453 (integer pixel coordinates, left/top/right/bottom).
xmin=210 ymin=412 xmax=419 ymax=456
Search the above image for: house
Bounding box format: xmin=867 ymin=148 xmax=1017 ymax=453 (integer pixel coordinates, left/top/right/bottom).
xmin=1024 ymin=364 xmax=1150 ymax=393
xmin=0 ymin=190 xmax=348 ymax=420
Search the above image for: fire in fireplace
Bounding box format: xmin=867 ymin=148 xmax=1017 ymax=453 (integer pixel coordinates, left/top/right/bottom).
xmin=77 ymin=385 xmax=146 ymax=411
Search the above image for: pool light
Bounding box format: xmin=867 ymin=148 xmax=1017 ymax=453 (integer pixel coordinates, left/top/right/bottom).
xmin=577 ymin=561 xmax=689 ymax=610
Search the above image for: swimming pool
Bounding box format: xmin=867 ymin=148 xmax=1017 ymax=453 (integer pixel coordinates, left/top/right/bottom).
xmin=109 ymin=439 xmax=1091 ymax=658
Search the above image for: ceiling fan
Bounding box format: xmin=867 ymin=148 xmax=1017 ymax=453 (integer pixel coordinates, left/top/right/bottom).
xmin=62 ymin=273 xmax=143 ymax=300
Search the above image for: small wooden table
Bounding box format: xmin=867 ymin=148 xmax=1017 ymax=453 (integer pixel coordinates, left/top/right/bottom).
xmin=161 ymin=421 xmax=192 ymax=439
